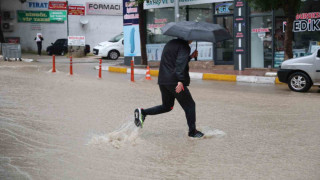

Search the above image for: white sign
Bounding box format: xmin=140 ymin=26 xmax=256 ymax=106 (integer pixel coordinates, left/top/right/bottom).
xmin=68 ymin=36 xmax=85 ymax=46
xmin=86 ymin=2 xmax=122 ymax=15
xmin=144 ymin=0 xmax=227 ymax=10
xmin=146 ymin=42 xmax=213 ymax=61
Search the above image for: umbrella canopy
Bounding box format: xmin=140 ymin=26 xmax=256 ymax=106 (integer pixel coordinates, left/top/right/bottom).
xmin=161 ymin=21 xmax=232 ymax=43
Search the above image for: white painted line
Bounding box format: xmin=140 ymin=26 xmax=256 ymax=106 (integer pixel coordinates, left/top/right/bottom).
xmin=265 ymin=72 xmax=277 ymax=77
xmin=189 ymin=72 xmax=203 ymax=79
xmin=96 ymin=66 xmax=109 ymax=71
xmin=238 ymin=23 xmax=241 ymax=31
xmin=238 ymin=39 xmax=241 ymax=47
xmin=237 ymin=75 xmax=257 ymax=83
xmin=238 ymin=7 xmax=241 ymax=16
xmin=239 ymin=54 xmax=242 ymax=71
xmin=256 ymin=77 xmax=276 ymax=84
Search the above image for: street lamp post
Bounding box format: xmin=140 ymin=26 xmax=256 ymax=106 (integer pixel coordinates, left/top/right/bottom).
xmin=174 ymin=0 xmax=179 ymax=22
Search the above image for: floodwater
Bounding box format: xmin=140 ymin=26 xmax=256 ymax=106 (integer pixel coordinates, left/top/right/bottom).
xmin=1 ymin=61 xmax=320 ymax=179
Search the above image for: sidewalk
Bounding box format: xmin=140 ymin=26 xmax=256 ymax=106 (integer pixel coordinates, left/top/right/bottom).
xmin=2 ymin=53 xmax=281 ymax=84
xmin=95 ymin=64 xmax=281 ymax=84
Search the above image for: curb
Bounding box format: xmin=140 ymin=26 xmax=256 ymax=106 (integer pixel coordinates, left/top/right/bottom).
xmin=95 ymin=66 xmax=282 ymax=84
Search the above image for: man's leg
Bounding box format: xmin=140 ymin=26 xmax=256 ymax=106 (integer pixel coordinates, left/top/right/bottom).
xmin=134 ymin=85 xmax=175 ymax=127
xmin=172 ymin=86 xmax=196 ymax=132
xmin=142 ymin=85 xmax=175 ymax=115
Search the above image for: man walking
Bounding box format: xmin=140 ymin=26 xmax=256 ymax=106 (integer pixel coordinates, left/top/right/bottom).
xmin=34 ymin=33 xmax=44 ymax=56
xmin=134 ymin=38 xmax=204 ymax=138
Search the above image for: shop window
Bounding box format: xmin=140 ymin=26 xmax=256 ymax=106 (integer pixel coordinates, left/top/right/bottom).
xmin=274 ymin=0 xmax=320 ymax=67
xmin=250 ymin=16 xmax=273 ymax=68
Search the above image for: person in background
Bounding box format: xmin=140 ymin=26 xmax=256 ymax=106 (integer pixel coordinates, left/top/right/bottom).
xmin=34 ymin=33 xmax=44 ymax=56
xmin=134 ymin=38 xmax=204 ymax=138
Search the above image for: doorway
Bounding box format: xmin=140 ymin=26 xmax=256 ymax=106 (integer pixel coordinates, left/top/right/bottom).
xmin=214 ymin=15 xmax=234 ymax=65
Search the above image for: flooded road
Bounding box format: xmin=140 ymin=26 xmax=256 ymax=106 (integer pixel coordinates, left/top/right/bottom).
xmin=1 ymin=61 xmax=320 ymax=179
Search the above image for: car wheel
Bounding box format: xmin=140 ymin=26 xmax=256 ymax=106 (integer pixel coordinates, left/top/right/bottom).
xmin=47 ymin=51 xmax=52 ymax=55
xmin=61 ymin=51 xmax=65 ymax=56
xmin=108 ymin=50 xmax=119 ymax=60
xmin=288 ymin=72 xmax=312 ymax=92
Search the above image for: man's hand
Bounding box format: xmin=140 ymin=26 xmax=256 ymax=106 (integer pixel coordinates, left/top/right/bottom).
xmin=175 ymin=82 xmax=184 ymax=93
xmin=190 ymin=50 xmax=198 ymax=59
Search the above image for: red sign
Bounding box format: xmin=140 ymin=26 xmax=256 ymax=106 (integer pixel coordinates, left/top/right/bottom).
xmin=5 ymin=37 xmax=20 ymax=44
xmin=49 ymin=1 xmax=67 ymax=10
xmin=236 ymin=32 xmax=244 ymax=38
xmin=68 ymin=6 xmax=85 ymax=15
xmin=251 ymin=28 xmax=270 ymax=33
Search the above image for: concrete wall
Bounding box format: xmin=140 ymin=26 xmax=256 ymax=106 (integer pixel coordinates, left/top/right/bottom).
xmin=0 ymin=0 xmax=123 ymax=53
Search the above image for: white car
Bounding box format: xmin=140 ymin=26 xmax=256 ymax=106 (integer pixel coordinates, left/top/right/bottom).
xmin=278 ymin=48 xmax=320 ymax=92
xmin=93 ymin=33 xmax=124 ymax=60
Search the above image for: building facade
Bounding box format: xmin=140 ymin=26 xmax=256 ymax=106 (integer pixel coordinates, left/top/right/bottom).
xmin=1 ymin=0 xmax=123 ymax=53
xmin=144 ymin=0 xmax=320 ymax=69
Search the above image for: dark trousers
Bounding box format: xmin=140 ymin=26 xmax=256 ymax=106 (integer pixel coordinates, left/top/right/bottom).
xmin=37 ymin=42 xmax=42 ymax=55
xmin=142 ymin=85 xmax=196 ymax=132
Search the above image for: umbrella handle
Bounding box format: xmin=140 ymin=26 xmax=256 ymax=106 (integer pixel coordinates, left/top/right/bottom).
xmin=195 ymin=41 xmax=198 ymax=61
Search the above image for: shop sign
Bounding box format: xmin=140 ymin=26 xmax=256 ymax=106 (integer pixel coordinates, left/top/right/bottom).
xmin=27 ymin=1 xmax=49 ymax=9
xmin=68 ymin=6 xmax=85 ymax=15
xmin=235 ymin=1 xmax=244 ymax=7
xmin=123 ymin=0 xmax=141 ymax=57
xmin=235 ymin=16 xmax=244 ymax=22
xmin=5 ymin=37 xmax=20 ymax=44
xmin=236 ymin=32 xmax=243 ymax=38
xmin=48 ymin=1 xmax=67 ymax=10
xmin=148 ymin=18 xmax=167 ymax=29
xmin=123 ymin=1 xmax=139 ymax=25
xmin=251 ymin=28 xmax=269 ymax=33
xmin=68 ymin=36 xmax=85 ymax=46
xmin=49 ymin=11 xmax=67 ymax=21
xmin=17 ymin=10 xmax=66 ymax=23
xmin=215 ymin=3 xmax=232 ymax=14
xmin=144 ymin=0 xmax=226 ymax=10
xmin=283 ymin=19 xmax=320 ymax=32
xmin=258 ymin=32 xmax=266 ymax=38
xmin=86 ymin=2 xmax=122 ymax=15
xmin=296 ymin=12 xmax=320 ymax=20
xmin=235 ymin=48 xmax=244 ymax=53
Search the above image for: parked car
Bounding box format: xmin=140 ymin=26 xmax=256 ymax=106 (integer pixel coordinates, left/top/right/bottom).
xmin=46 ymin=39 xmax=90 ymax=56
xmin=93 ymin=33 xmax=123 ymax=60
xmin=277 ymin=48 xmax=320 ymax=92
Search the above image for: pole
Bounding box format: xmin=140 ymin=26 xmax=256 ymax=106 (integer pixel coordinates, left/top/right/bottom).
xmin=70 ymin=56 xmax=73 ymax=75
xmin=174 ymin=0 xmax=179 ymax=22
xmin=66 ymin=0 xmax=69 ymax=37
xmin=131 ymin=57 xmax=134 ymax=82
xmin=99 ymin=59 xmax=102 ymax=78
xmin=52 ymin=55 xmax=56 ymax=73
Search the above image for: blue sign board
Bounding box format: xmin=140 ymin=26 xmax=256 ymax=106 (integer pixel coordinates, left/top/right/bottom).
xmin=123 ymin=0 xmax=141 ymax=56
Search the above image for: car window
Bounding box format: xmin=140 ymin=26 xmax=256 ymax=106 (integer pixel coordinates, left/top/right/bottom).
xmin=108 ymin=34 xmax=123 ymax=42
xmin=54 ymin=39 xmax=65 ymax=45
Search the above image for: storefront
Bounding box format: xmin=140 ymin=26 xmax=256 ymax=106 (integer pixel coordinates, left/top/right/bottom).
xmin=144 ymin=0 xmax=234 ymax=65
xmin=144 ymin=0 xmax=320 ymax=70
xmin=249 ymin=0 xmax=320 ymax=69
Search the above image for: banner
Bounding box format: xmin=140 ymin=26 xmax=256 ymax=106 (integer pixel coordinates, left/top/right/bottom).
xmin=144 ymin=0 xmax=226 ymax=9
xmin=49 ymin=1 xmax=67 ymax=10
xmin=17 ymin=10 xmax=66 ymax=23
xmin=86 ymin=2 xmax=122 ymax=15
xmin=123 ymin=0 xmax=141 ymax=57
xmin=68 ymin=36 xmax=85 ymax=46
xmin=68 ymin=6 xmax=85 ymax=15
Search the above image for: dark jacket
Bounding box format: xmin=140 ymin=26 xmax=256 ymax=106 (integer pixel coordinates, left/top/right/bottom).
xmin=158 ymin=39 xmax=191 ymax=86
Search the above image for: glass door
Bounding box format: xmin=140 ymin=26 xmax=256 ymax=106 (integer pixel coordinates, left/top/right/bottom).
xmin=250 ymin=16 xmax=273 ymax=68
xmin=214 ymin=15 xmax=234 ymax=65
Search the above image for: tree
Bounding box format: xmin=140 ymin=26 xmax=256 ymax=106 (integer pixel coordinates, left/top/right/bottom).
xmin=137 ymin=1 xmax=147 ymax=65
xmin=245 ymin=0 xmax=302 ymax=60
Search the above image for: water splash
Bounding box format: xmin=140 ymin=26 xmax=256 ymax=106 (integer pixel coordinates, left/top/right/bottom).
xmin=88 ymin=120 xmax=141 ymax=149
xmin=199 ymin=126 xmax=226 ymax=138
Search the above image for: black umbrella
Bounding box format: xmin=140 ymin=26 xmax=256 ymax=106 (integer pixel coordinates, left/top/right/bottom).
xmin=161 ymin=21 xmax=232 ymax=60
